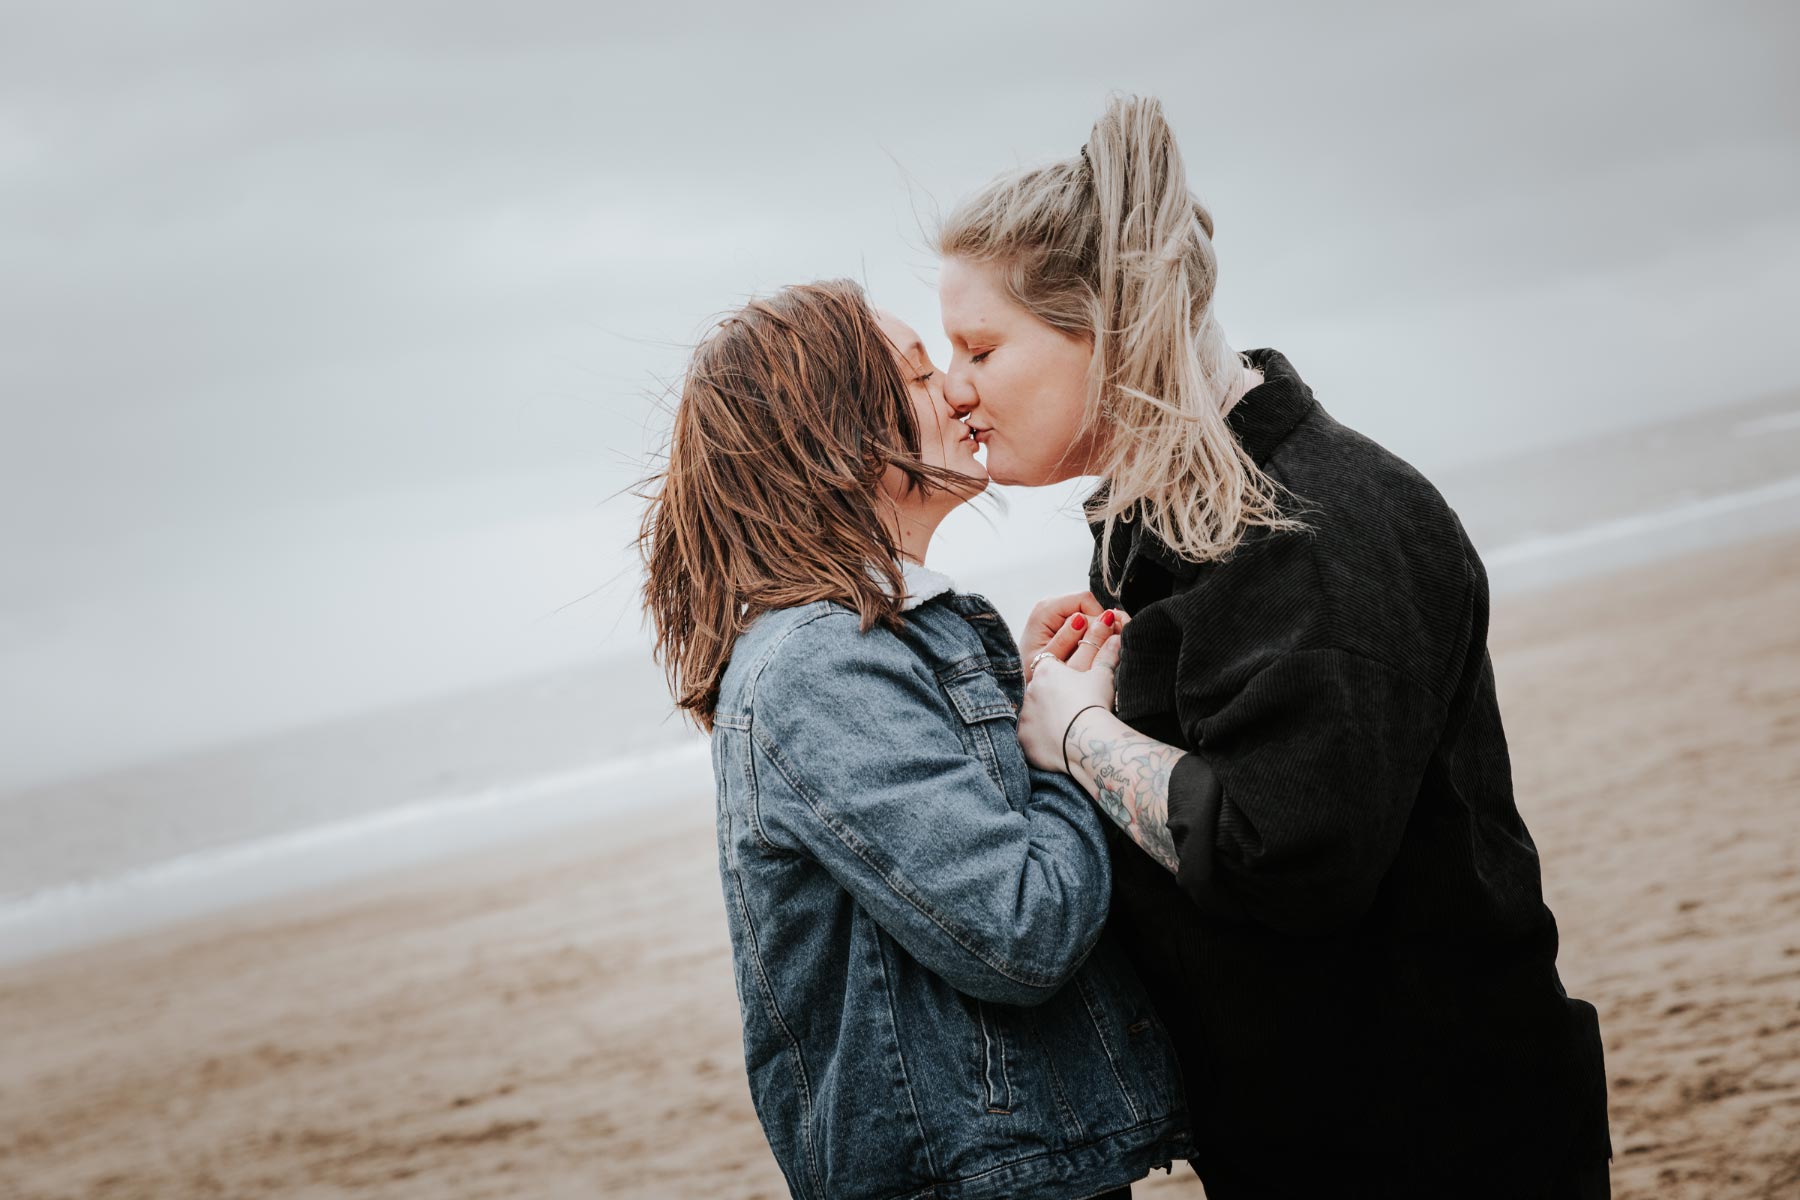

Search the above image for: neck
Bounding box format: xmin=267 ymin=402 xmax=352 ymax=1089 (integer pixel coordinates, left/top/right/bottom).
xmin=882 ymin=501 xmax=949 ymax=565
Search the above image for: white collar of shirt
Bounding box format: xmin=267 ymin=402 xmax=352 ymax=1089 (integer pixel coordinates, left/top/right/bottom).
xmin=892 ymin=559 xmax=957 ymax=611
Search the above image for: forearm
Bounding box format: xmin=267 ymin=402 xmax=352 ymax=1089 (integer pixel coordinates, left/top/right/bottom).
xmin=1064 ymin=709 xmax=1185 ymax=875
xmin=753 ymin=725 xmax=1110 ymax=1006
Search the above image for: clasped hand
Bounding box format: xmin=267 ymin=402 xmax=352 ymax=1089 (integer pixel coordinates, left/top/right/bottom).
xmin=1016 ymin=592 xmax=1127 ymax=775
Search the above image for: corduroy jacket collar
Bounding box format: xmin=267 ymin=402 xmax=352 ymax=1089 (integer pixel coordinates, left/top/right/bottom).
xmin=1089 ymin=348 xmax=1317 ymax=596
xmin=1229 ymin=348 xmax=1316 ymax=465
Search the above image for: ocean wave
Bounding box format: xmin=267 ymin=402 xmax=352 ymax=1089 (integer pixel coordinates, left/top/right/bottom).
xmin=0 ymin=739 xmax=712 ymax=967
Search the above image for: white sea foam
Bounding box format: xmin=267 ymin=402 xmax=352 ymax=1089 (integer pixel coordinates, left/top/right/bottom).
xmin=1484 ymin=474 xmax=1800 ymax=594
xmin=0 ymin=739 xmax=712 ymax=967
xmin=1733 ymin=410 xmax=1800 ymax=437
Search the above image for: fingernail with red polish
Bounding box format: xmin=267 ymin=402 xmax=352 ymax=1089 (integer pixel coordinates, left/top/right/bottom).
xmin=1071 ymin=614 xmax=1087 ymax=632
xmin=1101 ymin=610 xmax=1115 ymax=626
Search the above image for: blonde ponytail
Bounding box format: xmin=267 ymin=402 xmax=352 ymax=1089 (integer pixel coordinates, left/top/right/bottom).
xmin=939 ymin=94 xmax=1302 ymax=586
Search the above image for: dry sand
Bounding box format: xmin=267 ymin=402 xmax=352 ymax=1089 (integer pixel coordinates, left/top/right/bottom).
xmin=3 ymin=535 xmax=1798 ymax=1200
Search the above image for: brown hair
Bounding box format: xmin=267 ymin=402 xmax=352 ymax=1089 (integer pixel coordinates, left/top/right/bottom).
xmin=638 ymin=279 xmax=969 ymax=730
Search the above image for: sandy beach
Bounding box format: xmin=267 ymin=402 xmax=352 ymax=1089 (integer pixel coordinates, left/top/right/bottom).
xmin=3 ymin=533 xmax=1798 ymax=1200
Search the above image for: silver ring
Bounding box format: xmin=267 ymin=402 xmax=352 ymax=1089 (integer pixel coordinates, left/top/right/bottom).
xmin=1077 ymin=638 xmax=1103 ymax=649
xmin=1029 ymin=650 xmax=1057 ymax=669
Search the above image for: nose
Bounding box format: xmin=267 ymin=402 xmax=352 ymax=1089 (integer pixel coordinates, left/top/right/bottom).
xmin=943 ymin=355 xmax=978 ymax=415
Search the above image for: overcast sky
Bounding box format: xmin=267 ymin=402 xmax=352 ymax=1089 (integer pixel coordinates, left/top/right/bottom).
xmin=3 ymin=0 xmax=1796 ymax=790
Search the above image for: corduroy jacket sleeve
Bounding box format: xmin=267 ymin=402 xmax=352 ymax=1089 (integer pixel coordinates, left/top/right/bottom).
xmin=1163 ymin=647 xmax=1447 ymax=936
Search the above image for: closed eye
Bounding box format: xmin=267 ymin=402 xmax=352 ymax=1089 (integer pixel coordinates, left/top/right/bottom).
xmin=969 ymin=350 xmax=991 ymax=365
xmin=914 ymin=370 xmax=935 ymax=384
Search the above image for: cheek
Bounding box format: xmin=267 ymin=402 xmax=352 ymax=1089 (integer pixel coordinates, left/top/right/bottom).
xmin=911 ymin=391 xmax=934 ymax=428
xmin=989 ymin=362 xmax=1034 ymax=421
xmin=1018 ymin=356 xmax=1089 ymax=440
xmin=912 ymin=394 xmax=945 ymax=446
xmin=1049 ymin=350 xmax=1093 ymax=430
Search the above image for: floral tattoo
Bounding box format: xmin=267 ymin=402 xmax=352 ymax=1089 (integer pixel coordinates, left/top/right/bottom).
xmin=1071 ymin=718 xmax=1183 ymax=874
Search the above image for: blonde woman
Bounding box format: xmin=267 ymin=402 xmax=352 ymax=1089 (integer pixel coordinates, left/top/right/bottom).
xmin=933 ymin=97 xmax=1613 ymax=1199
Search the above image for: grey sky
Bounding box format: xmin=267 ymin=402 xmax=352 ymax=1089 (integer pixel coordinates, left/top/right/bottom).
xmin=2 ymin=0 xmax=1797 ymax=790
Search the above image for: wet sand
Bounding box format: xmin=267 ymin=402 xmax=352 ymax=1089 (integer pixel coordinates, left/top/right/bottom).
xmin=3 ymin=534 xmax=1798 ymax=1199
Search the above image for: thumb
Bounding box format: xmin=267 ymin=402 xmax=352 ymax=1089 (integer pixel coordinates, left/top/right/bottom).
xmin=1095 ymin=636 xmax=1122 ymax=674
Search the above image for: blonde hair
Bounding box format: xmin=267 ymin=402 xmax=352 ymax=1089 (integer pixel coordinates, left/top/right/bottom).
xmin=938 ymin=94 xmax=1301 ymax=584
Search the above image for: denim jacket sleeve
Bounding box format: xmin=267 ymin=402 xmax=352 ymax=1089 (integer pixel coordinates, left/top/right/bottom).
xmin=746 ymin=609 xmax=1111 ymax=1007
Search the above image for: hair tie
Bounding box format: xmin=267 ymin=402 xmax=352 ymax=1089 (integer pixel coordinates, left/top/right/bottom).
xmin=1062 ymin=703 xmax=1108 ymax=778
xmin=1078 ymin=144 xmax=1092 ymax=177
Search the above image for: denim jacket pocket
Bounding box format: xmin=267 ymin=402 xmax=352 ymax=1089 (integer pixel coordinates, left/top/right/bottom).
xmin=938 ymin=666 xmax=1024 ymax=800
xmin=974 ymin=1000 xmax=1015 ymax=1115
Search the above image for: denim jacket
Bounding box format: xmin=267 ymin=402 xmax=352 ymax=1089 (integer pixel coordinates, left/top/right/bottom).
xmin=710 ymin=584 xmax=1194 ymax=1200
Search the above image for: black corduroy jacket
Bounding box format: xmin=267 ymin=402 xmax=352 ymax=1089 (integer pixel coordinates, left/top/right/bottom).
xmin=1089 ymin=349 xmax=1611 ymax=1197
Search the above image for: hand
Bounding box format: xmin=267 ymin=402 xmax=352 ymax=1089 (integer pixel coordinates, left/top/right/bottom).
xmin=1018 ymin=612 xmax=1126 ymax=774
xmin=1021 ymin=591 xmax=1107 ymax=683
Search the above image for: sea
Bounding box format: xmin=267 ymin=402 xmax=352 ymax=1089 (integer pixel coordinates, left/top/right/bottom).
xmin=3 ymin=390 xmax=1798 ymax=966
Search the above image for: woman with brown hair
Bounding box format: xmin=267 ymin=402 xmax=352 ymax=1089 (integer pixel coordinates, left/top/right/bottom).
xmin=935 ymin=95 xmax=1613 ymax=1198
xmin=638 ymin=278 xmax=1193 ymax=1199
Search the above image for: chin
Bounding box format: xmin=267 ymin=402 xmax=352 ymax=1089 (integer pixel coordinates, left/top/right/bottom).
xmin=950 ymin=468 xmax=990 ymax=496
xmin=986 ymin=457 xmax=1054 ymax=488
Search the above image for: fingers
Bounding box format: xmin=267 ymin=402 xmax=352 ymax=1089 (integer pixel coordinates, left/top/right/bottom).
xmin=1021 ymin=591 xmax=1104 ymax=665
xmin=1086 ymin=635 xmax=1122 ymax=713
xmin=1065 ymin=607 xmax=1121 ymax=671
xmin=1026 ymin=591 xmax=1103 ymax=634
xmin=1028 ymin=610 xmax=1092 ymax=683
xmin=1093 ymin=633 xmax=1122 ymax=675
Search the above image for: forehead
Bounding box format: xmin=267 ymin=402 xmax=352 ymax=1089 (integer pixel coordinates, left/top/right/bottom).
xmin=938 ymin=257 xmax=1012 ymax=333
xmin=874 ymin=308 xmax=924 ymax=352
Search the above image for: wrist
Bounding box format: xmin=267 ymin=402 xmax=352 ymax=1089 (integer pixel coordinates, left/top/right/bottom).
xmin=1061 ymin=705 xmax=1120 ymax=783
